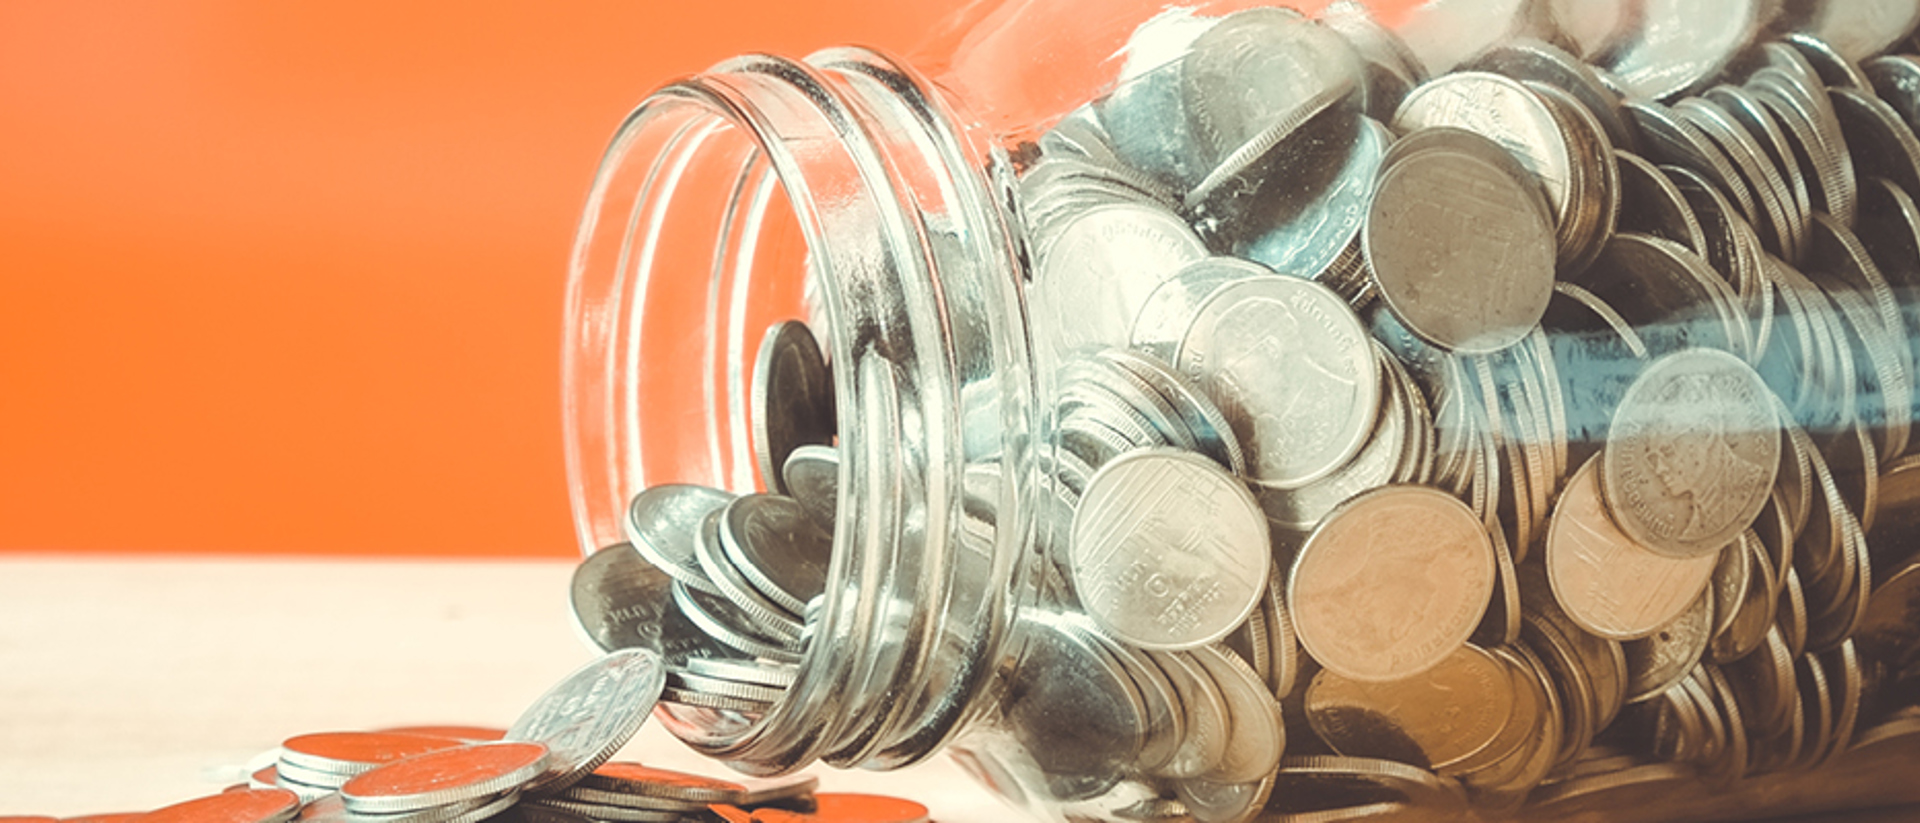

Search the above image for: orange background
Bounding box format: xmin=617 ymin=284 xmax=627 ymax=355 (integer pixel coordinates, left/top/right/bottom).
xmin=0 ymin=2 xmax=951 ymax=558
xmin=0 ymin=1 xmax=1410 ymax=559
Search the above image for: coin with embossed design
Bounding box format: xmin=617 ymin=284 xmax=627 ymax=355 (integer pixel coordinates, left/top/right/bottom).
xmin=1175 ymin=275 xmax=1378 ymax=488
xmin=1071 ymin=449 xmax=1269 ymax=650
xmin=1547 ymin=455 xmax=1720 ymax=641
xmin=1289 ymin=485 xmax=1494 ymax=682
xmin=1602 ymin=349 xmax=1779 ymax=559
xmin=1365 ymin=127 xmax=1555 ymax=354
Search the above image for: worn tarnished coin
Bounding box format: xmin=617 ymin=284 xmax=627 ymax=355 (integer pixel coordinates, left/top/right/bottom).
xmin=1621 ymin=589 xmax=1712 ymax=704
xmin=341 ymin=742 xmax=547 ymax=814
xmin=1547 ymin=455 xmax=1720 ymax=640
xmin=506 ymin=649 xmax=667 ymax=796
xmin=1071 ymin=449 xmax=1268 ymax=649
xmin=1175 ymin=275 xmax=1378 ymax=488
xmin=1603 ymin=349 xmax=1779 ymax=559
xmin=1365 ymin=127 xmax=1556 ymax=354
xmin=625 ymin=484 xmax=736 ymax=594
xmin=1305 ymin=644 xmax=1513 ymax=772
xmin=752 ymin=320 xmax=835 ymax=497
xmin=1289 ymin=486 xmax=1495 ymax=682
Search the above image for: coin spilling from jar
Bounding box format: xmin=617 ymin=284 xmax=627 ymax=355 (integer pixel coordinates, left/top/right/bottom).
xmin=582 ymin=1 xmax=1920 ymax=821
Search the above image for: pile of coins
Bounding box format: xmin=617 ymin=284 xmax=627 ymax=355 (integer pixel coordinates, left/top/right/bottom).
xmin=578 ymin=1 xmax=1920 ymax=821
xmin=0 ymin=649 xmax=943 ymax=823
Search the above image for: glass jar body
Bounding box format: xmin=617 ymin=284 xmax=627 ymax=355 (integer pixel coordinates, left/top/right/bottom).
xmin=565 ymin=1 xmax=1920 ymax=821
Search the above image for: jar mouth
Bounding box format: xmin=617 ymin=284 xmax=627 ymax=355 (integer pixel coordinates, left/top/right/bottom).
xmin=563 ymin=46 xmax=1040 ymax=772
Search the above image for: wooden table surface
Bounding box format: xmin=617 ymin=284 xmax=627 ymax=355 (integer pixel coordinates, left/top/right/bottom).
xmin=0 ymin=556 xmax=1009 ymax=819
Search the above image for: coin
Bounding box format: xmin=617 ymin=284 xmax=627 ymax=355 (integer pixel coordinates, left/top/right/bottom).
xmin=1547 ymin=454 xmax=1720 ymax=640
xmin=1032 ymin=204 xmax=1208 ymax=370
xmin=1070 ymin=448 xmax=1268 ymax=649
xmin=716 ymin=494 xmax=832 ymax=617
xmin=341 ymin=742 xmax=546 ymax=814
xmin=780 ymin=445 xmax=839 ymax=531
xmin=1290 ymin=486 xmax=1495 ymax=682
xmin=1175 ymin=275 xmax=1378 ymax=488
xmin=1602 ymin=348 xmax=1780 ymax=558
xmin=279 ymin=732 xmax=467 ymax=777
xmin=506 ymin=649 xmax=667 ymax=795
xmin=141 ymin=789 xmax=301 ymax=823
xmin=1392 ymin=73 xmax=1577 ymax=252
xmin=1148 ymin=648 xmax=1233 ymax=779
xmin=1365 ymin=127 xmax=1556 ymax=354
xmin=1597 ymin=0 xmax=1763 ymax=100
xmin=1789 ymin=1 xmax=1920 ymax=61
xmin=752 ymin=320 xmax=835 ymax=497
xmin=1190 ymin=644 xmax=1287 ymax=783
xmin=626 ymin=484 xmax=737 ymax=595
xmin=1003 ymin=610 xmax=1147 ymax=781
xmin=570 ymin=543 xmax=746 ymax=666
xmin=1305 ymin=644 xmax=1513 ymax=773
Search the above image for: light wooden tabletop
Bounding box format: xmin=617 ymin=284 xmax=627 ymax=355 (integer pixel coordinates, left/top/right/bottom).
xmin=0 ymin=556 xmax=1011 ymax=819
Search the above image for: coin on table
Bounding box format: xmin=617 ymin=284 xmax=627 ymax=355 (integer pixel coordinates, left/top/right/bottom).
xmin=1602 ymin=348 xmax=1779 ymax=559
xmin=1365 ymin=126 xmax=1556 ymax=354
xmin=506 ymin=649 xmax=668 ymax=796
xmin=1546 ymin=454 xmax=1720 ymax=641
xmin=1071 ymin=449 xmax=1269 ymax=649
xmin=341 ymin=742 xmax=545 ymax=814
xmin=752 ymin=320 xmax=835 ymax=497
xmin=279 ymin=731 xmax=467 ymax=777
xmin=1289 ymin=485 xmax=1495 ymax=682
xmin=138 ymin=789 xmax=301 ymax=823
xmin=1174 ymin=275 xmax=1378 ymax=488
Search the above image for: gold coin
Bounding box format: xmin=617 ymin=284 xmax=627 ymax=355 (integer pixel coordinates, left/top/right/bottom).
xmin=1547 ymin=454 xmax=1718 ymax=640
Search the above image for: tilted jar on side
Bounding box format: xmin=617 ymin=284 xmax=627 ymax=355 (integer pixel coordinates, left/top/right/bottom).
xmin=564 ymin=1 xmax=1920 ymax=821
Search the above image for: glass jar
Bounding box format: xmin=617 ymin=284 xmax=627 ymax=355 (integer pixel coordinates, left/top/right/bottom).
xmin=563 ymin=1 xmax=1920 ymax=821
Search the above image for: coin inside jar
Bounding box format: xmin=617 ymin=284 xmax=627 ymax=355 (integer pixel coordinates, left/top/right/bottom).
xmin=1288 ymin=485 xmax=1495 ymax=682
xmin=1364 ymin=126 xmax=1556 ymax=354
xmin=1602 ymin=348 xmax=1781 ymax=559
xmin=1546 ymin=454 xmax=1721 ymax=640
xmin=1070 ymin=448 xmax=1270 ymax=650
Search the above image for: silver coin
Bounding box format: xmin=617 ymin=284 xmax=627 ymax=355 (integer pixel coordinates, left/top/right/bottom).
xmin=506 ymin=649 xmax=667 ymax=795
xmin=1175 ymin=275 xmax=1378 ymax=488
xmin=1603 ymin=348 xmax=1780 ymax=558
xmin=695 ymin=507 xmax=805 ymax=640
xmin=1180 ymin=7 xmax=1364 ymax=207
xmin=625 ymin=484 xmax=735 ymax=595
xmin=1147 ymin=648 xmax=1233 ymax=780
xmin=1100 ymin=348 xmax=1247 ymax=476
xmin=1393 ymin=73 xmax=1576 ymax=250
xmin=671 ymin=580 xmax=803 ymax=663
xmin=1597 ymin=0 xmax=1763 ymax=100
xmin=1189 ymin=644 xmax=1287 ymax=785
xmin=1790 ymin=0 xmax=1920 ymax=62
xmin=1070 ymin=448 xmax=1268 ymax=650
xmin=780 ymin=444 xmax=838 ymax=531
xmin=1031 ymin=204 xmax=1207 ymax=371
xmin=1238 ymin=118 xmax=1388 ymax=282
xmin=1621 ymin=587 xmax=1713 ymax=704
xmin=570 ymin=543 xmax=746 ymax=667
xmin=752 ymin=320 xmax=835 ymax=497
xmin=1748 ymin=68 xmax=1858 ymax=227
xmin=1129 ymin=255 xmax=1268 ymax=362
xmin=717 ymin=493 xmax=832 ymax=618
xmin=1366 ymin=126 xmax=1556 ymax=355
xmin=1466 ymin=38 xmax=1636 ymax=155
xmin=682 ymin=656 xmax=798 ymax=690
xmin=1003 ymin=610 xmax=1148 ymax=782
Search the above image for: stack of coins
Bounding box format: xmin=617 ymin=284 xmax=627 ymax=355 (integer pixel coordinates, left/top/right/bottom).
xmin=3 ymin=648 xmax=944 ymax=823
xmin=585 ymin=1 xmax=1920 ymax=821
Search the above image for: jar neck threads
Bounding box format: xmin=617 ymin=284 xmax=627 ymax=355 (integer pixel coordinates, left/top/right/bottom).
xmin=564 ymin=47 xmax=1043 ymax=772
